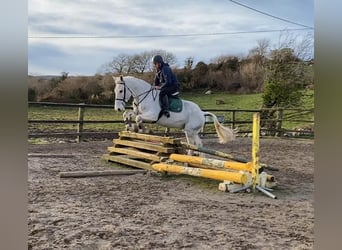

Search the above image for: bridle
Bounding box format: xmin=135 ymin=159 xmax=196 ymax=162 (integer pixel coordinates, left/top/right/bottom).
xmin=115 ymin=79 xmax=158 ymax=108
xmin=114 ymin=80 xmax=128 ymax=103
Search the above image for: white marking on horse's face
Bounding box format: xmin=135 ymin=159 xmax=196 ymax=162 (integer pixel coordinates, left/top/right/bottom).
xmin=113 ymin=77 xmax=127 ymax=112
xmin=114 ymin=85 xmax=125 ymax=111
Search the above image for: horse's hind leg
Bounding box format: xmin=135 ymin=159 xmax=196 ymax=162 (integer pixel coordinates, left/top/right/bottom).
xmin=192 ymin=130 xmax=203 ymax=147
xmin=193 ymin=133 xmax=204 ymax=156
xmin=184 ymin=130 xmax=203 ymax=156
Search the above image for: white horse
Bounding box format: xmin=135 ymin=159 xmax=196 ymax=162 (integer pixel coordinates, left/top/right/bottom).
xmin=113 ymin=75 xmax=237 ymax=147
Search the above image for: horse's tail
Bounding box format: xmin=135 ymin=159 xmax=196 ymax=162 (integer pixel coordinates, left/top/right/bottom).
xmin=203 ymin=112 xmax=239 ymax=144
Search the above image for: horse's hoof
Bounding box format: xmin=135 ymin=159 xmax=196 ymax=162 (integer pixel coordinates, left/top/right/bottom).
xmin=193 ymin=151 xmax=200 ymax=156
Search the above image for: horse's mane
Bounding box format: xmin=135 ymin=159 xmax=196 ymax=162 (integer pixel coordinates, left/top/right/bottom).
xmin=124 ymin=76 xmax=150 ymax=85
xmin=123 ymin=76 xmax=152 ymax=92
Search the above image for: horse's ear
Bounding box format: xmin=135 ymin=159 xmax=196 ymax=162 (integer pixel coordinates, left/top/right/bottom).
xmin=120 ymin=75 xmax=123 ymax=81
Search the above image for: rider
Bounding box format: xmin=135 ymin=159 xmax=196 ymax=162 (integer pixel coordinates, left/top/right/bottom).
xmin=152 ymin=55 xmax=179 ymax=118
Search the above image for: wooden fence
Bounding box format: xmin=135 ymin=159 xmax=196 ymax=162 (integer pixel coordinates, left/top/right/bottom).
xmin=28 ymin=102 xmax=314 ymax=142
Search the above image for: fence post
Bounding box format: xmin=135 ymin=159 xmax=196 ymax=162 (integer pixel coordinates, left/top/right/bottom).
xmin=275 ymin=108 xmax=284 ymax=137
xmin=232 ymin=110 xmax=236 ymax=129
xmin=77 ymin=103 xmax=85 ymax=143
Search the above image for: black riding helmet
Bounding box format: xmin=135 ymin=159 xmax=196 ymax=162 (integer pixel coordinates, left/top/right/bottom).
xmin=152 ymin=55 xmax=164 ymax=64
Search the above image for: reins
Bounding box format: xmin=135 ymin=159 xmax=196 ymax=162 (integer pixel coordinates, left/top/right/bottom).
xmin=115 ymin=80 xmax=158 ymax=108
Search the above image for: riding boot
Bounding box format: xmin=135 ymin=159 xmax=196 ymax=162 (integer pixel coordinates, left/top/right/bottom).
xmin=161 ymin=95 xmax=170 ymax=118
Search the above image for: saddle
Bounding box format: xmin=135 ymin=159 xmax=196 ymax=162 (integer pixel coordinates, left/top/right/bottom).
xmin=167 ymin=92 xmax=182 ymax=112
xmin=155 ymin=91 xmax=183 ymax=122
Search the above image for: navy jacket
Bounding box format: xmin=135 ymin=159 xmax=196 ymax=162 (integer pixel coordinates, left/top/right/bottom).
xmin=154 ymin=63 xmax=179 ymax=88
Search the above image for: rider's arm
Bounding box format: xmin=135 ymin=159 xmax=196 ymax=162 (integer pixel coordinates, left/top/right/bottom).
xmin=161 ymin=66 xmax=173 ymax=87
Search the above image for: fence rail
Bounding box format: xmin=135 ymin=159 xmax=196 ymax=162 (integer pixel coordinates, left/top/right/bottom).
xmin=28 ymin=102 xmax=314 ymax=142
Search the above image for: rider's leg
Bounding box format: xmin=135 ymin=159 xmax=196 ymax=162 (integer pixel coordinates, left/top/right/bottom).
xmin=160 ymin=85 xmax=178 ymax=118
xmin=162 ymin=95 xmax=169 ymax=114
xmin=159 ymin=91 xmax=170 ymax=118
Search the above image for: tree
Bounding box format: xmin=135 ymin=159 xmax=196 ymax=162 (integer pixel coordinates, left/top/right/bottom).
xmin=248 ymin=38 xmax=270 ymax=66
xmin=130 ymin=52 xmax=151 ymax=74
xmin=184 ymin=57 xmax=194 ymax=70
xmin=276 ymin=30 xmax=313 ymax=61
xmin=261 ymin=48 xmax=305 ymax=135
xmin=260 ymin=31 xmax=313 ymax=135
xmin=83 ymin=78 xmax=104 ymax=102
xmin=49 ymin=72 xmax=68 ymax=89
xmin=104 ymin=53 xmax=130 ymax=74
xmin=239 ymin=61 xmax=264 ymax=92
xmin=28 ymin=87 xmax=36 ymax=101
xmin=150 ymin=49 xmax=177 ymax=66
xmin=103 ymin=50 xmax=177 ymax=74
xmin=190 ymin=61 xmax=209 ymax=89
xmin=263 ymin=47 xmax=308 ymax=108
xmin=249 ymin=39 xmax=270 ymax=57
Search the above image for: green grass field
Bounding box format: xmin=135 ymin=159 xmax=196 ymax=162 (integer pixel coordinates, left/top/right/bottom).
xmin=28 ymin=90 xmax=314 ymax=134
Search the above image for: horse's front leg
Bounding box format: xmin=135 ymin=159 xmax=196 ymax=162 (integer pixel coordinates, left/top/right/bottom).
xmin=135 ymin=115 xmax=145 ymax=133
xmin=135 ymin=113 xmax=156 ymax=134
xmin=123 ymin=111 xmax=139 ymax=132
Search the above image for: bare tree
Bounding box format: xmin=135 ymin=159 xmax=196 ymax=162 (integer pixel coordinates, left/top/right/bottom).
xmin=274 ymin=30 xmax=313 ymax=61
xmin=184 ymin=57 xmax=194 ymax=70
xmin=294 ymin=33 xmax=314 ymax=61
xmin=248 ymin=38 xmax=270 ymax=65
xmin=125 ymin=55 xmax=136 ymax=74
xmin=131 ymin=51 xmax=151 ymax=74
xmin=150 ymin=49 xmax=177 ymax=66
xmin=102 ymin=50 xmax=178 ymax=75
xmin=104 ymin=53 xmax=130 ymax=74
xmin=250 ymin=39 xmax=270 ymax=57
xmin=210 ymin=54 xmax=229 ymax=64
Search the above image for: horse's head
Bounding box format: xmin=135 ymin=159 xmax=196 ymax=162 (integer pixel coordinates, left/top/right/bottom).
xmin=113 ymin=75 xmax=132 ymax=112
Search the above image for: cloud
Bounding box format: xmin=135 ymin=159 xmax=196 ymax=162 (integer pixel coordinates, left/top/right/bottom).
xmin=28 ymin=0 xmax=314 ymax=75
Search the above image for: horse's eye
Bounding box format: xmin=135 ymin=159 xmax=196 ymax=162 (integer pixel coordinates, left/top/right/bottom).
xmin=119 ymin=90 xmax=123 ymax=93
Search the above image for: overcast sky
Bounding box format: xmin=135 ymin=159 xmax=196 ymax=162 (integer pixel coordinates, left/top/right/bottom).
xmin=28 ymin=0 xmax=314 ymax=76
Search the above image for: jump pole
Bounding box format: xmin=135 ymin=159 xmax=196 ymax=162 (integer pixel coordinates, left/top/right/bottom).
xmin=151 ymin=163 xmax=250 ymax=185
xmin=169 ymin=154 xmax=254 ymax=172
xmin=179 ymin=141 xmax=247 ymax=163
xmin=179 ymin=142 xmax=278 ymax=172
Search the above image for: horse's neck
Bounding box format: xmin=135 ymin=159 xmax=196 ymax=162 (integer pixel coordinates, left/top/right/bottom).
xmin=126 ymin=77 xmax=151 ymax=97
xmin=125 ymin=77 xmax=159 ymax=109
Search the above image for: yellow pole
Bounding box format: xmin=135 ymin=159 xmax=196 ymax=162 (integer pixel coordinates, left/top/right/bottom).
xmin=252 ymin=113 xmax=260 ymax=189
xmin=169 ymin=154 xmax=253 ymax=172
xmin=152 ymin=163 xmax=248 ymax=184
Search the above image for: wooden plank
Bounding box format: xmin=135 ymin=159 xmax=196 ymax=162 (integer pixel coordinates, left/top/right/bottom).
xmin=59 ymin=169 xmax=146 ymax=178
xmin=113 ymin=139 xmax=175 ymax=153
xmin=102 ymin=154 xmax=153 ymax=171
xmin=118 ymin=131 xmax=181 ymax=144
xmin=107 ymin=146 xmax=162 ymax=162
